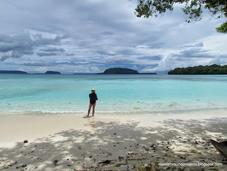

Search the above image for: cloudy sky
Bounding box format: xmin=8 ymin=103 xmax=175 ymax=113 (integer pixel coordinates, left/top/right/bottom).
xmin=0 ymin=0 xmax=227 ymax=73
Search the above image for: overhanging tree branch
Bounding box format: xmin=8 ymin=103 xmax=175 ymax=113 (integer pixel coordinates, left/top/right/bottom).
xmin=135 ymin=0 xmax=227 ymax=33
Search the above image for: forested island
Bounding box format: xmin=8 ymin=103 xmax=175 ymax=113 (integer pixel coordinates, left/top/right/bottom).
xmin=0 ymin=70 xmax=28 ymax=74
xmin=103 ymin=68 xmax=139 ymax=74
xmin=102 ymin=67 xmax=156 ymax=74
xmin=168 ymin=64 xmax=227 ymax=75
xmin=44 ymin=71 xmax=61 ymax=74
xmin=0 ymin=68 xmax=157 ymax=75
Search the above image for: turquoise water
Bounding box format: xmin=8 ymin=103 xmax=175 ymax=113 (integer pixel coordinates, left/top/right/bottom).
xmin=0 ymin=74 xmax=227 ymax=115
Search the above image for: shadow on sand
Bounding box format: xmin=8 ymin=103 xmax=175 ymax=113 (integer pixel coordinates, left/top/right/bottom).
xmin=0 ymin=118 xmax=227 ymax=171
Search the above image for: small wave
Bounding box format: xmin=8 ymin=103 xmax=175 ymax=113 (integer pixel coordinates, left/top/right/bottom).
xmin=1 ymin=106 xmax=227 ymax=116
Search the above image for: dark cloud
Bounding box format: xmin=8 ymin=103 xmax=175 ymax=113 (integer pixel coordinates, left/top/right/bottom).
xmin=139 ymin=56 xmax=162 ymax=60
xmin=95 ymin=50 xmax=116 ymax=56
xmin=182 ymin=42 xmax=204 ymax=48
xmin=0 ymin=0 xmax=226 ymax=73
xmin=0 ymin=33 xmax=66 ymax=61
xmin=36 ymin=52 xmax=58 ymax=57
xmin=36 ymin=47 xmax=65 ymax=57
xmin=209 ymin=55 xmax=227 ymax=65
xmin=175 ymin=48 xmax=212 ymax=58
xmin=101 ymin=31 xmax=114 ymax=36
xmin=107 ymin=59 xmax=135 ymax=65
xmin=40 ymin=47 xmax=65 ymax=53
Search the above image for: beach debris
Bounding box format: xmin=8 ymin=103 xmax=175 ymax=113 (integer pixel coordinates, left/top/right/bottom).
xmin=98 ymin=160 xmax=112 ymax=165
xmin=136 ymin=163 xmax=157 ymax=171
xmin=118 ymin=156 xmax=124 ymax=161
xmin=194 ymin=140 xmax=199 ymax=145
xmin=150 ymin=144 xmax=156 ymax=148
xmin=210 ymin=139 xmax=227 ymax=158
xmin=23 ymin=140 xmax=28 ymax=144
xmin=114 ymin=162 xmax=125 ymax=167
xmin=179 ymin=155 xmax=186 ymax=160
xmin=144 ymin=164 xmax=153 ymax=171
xmin=142 ymin=145 xmax=149 ymax=151
xmin=21 ymin=164 xmax=27 ymax=168
xmin=16 ymin=164 xmax=27 ymax=169
xmin=53 ymin=159 xmax=59 ymax=166
xmin=106 ymin=152 xmax=112 ymax=157
xmin=1 ymin=160 xmax=17 ymax=169
xmin=119 ymin=164 xmax=129 ymax=171
xmin=222 ymin=158 xmax=227 ymax=164
xmin=150 ymin=144 xmax=156 ymax=152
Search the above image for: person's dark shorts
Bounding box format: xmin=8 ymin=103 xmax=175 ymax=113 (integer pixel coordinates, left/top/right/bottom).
xmin=90 ymin=101 xmax=96 ymax=105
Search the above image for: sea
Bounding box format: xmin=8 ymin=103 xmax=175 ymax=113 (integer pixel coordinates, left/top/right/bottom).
xmin=0 ymin=74 xmax=227 ymax=115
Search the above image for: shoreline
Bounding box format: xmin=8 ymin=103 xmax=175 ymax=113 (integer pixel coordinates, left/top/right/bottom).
xmin=1 ymin=113 xmax=227 ymax=170
xmin=1 ymin=104 xmax=227 ymax=116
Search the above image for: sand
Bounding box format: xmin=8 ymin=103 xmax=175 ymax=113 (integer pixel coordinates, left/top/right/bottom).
xmin=1 ymin=111 xmax=227 ymax=171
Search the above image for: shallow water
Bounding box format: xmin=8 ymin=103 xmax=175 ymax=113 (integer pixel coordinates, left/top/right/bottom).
xmin=0 ymin=74 xmax=227 ymax=115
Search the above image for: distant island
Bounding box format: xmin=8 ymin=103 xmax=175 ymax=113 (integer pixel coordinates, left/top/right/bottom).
xmin=168 ymin=64 xmax=227 ymax=75
xmin=102 ymin=68 xmax=156 ymax=75
xmin=45 ymin=71 xmax=61 ymax=75
xmin=103 ymin=68 xmax=139 ymax=74
xmin=0 ymin=70 xmax=28 ymax=74
xmin=139 ymin=72 xmax=157 ymax=75
xmin=0 ymin=69 xmax=157 ymax=75
xmin=102 ymin=68 xmax=157 ymax=74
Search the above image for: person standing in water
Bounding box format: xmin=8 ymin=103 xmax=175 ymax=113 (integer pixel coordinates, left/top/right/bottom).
xmin=87 ymin=89 xmax=98 ymax=117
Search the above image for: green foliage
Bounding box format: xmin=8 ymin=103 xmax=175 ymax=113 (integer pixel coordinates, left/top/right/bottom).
xmin=168 ymin=64 xmax=227 ymax=75
xmin=103 ymin=67 xmax=139 ymax=74
xmin=136 ymin=0 xmax=227 ymax=33
xmin=217 ymin=22 xmax=227 ymax=33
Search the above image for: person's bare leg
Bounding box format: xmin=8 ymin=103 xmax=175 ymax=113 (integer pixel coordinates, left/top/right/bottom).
xmin=92 ymin=103 xmax=96 ymax=116
xmin=87 ymin=104 xmax=92 ymax=117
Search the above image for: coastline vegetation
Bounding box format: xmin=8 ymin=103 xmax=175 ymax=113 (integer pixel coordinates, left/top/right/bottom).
xmin=103 ymin=68 xmax=139 ymax=74
xmin=168 ymin=64 xmax=227 ymax=75
xmin=136 ymin=0 xmax=227 ymax=33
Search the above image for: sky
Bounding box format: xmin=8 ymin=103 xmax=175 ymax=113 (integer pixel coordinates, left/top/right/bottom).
xmin=0 ymin=0 xmax=227 ymax=73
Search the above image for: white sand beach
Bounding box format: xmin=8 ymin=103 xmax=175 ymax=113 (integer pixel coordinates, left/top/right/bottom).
xmin=1 ymin=111 xmax=227 ymax=171
xmin=1 ymin=0 xmax=227 ymax=170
